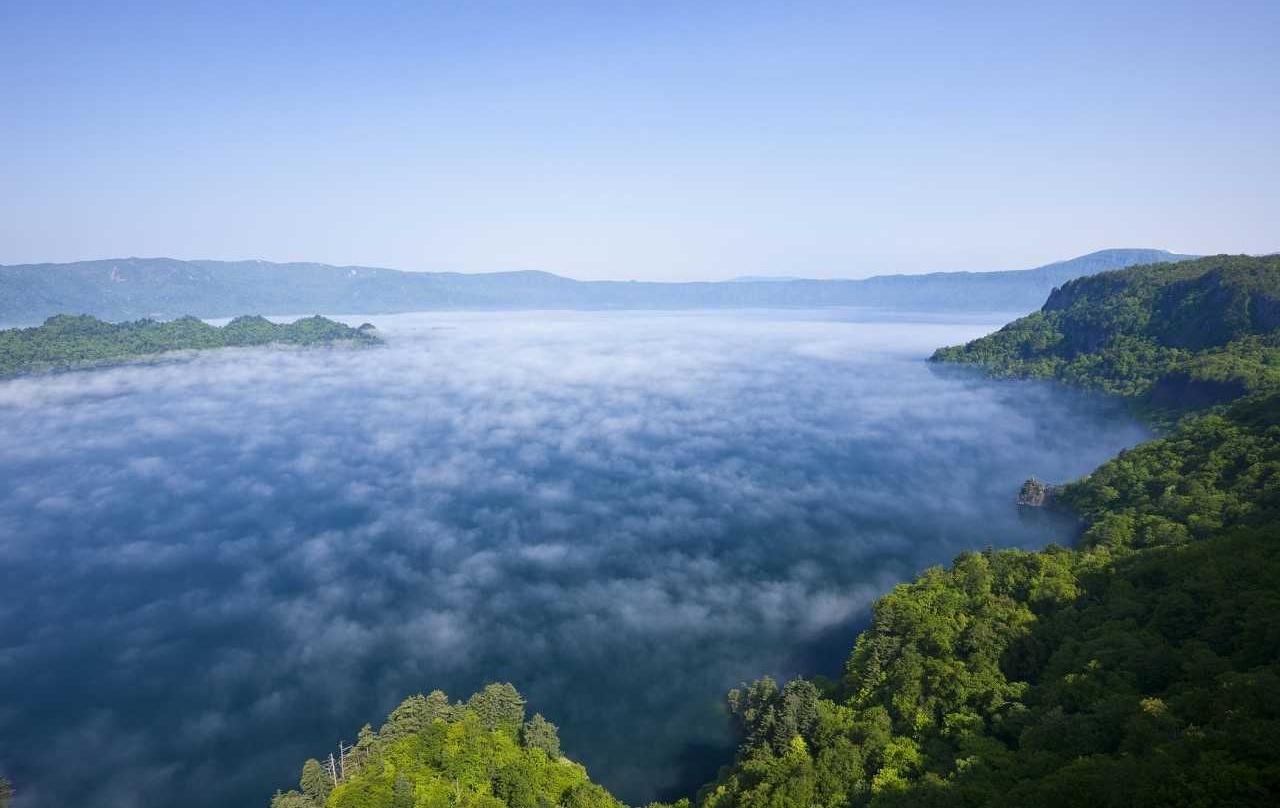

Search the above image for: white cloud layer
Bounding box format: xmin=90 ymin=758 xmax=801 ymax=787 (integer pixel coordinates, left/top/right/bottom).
xmin=0 ymin=311 xmax=1148 ymax=807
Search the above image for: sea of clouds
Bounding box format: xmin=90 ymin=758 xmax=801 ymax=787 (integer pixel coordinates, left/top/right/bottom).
xmin=0 ymin=310 xmax=1149 ymax=807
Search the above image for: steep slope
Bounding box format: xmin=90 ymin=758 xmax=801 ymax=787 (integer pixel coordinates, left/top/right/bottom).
xmin=0 ymin=249 xmax=1195 ymax=323
xmin=931 ymin=254 xmax=1280 ymax=408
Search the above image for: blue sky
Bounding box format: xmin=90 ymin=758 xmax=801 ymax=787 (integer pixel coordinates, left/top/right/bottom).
xmin=2 ymin=0 xmax=1277 ymax=279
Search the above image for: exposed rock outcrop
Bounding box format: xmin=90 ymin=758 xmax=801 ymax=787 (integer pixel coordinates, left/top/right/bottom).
xmin=1017 ymin=477 xmax=1059 ymax=507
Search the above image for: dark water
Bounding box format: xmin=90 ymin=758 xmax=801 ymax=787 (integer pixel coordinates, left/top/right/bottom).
xmin=0 ymin=310 xmax=1147 ymax=808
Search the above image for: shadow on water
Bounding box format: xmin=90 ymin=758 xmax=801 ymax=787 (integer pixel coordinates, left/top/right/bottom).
xmin=1014 ymin=500 xmax=1082 ymax=540
xmin=646 ymin=613 xmax=884 ymax=803
xmin=786 ymin=615 xmax=873 ymax=684
xmin=653 ymin=740 xmax=739 ymax=804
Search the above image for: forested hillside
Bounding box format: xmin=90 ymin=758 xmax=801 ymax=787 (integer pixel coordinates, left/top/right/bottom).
xmin=689 ymin=391 xmax=1279 ymax=808
xmin=268 ymin=684 xmax=623 ymax=808
xmin=931 ymin=254 xmax=1280 ymax=413
xmin=0 ymin=314 xmax=379 ymax=377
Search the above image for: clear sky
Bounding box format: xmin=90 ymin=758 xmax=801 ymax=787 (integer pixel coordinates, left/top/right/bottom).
xmin=2 ymin=1 xmax=1277 ymax=280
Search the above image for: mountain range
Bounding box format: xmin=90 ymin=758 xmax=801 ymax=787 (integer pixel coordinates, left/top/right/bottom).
xmin=0 ymin=248 xmax=1196 ymax=324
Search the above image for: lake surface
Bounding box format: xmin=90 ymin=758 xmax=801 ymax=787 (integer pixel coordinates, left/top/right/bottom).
xmin=0 ymin=310 xmax=1148 ymax=808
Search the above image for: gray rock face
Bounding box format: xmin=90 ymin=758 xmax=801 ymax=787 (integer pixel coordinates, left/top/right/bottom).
xmin=1017 ymin=477 xmax=1059 ymax=507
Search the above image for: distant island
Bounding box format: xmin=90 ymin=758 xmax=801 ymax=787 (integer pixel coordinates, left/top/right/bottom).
xmin=267 ymin=253 xmax=1279 ymax=808
xmin=0 ymin=249 xmax=1195 ymax=324
xmin=0 ymin=314 xmax=380 ymax=378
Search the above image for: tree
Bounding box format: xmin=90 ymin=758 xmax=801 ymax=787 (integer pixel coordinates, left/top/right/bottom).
xmin=561 ymin=782 xmax=622 ymax=808
xmin=423 ymin=689 xmax=453 ymax=721
xmin=467 ymin=682 xmax=526 ymax=731
xmin=520 ymin=713 xmax=561 ymax=758
xmin=300 ymin=758 xmax=330 ymax=805
xmin=270 ymin=790 xmax=312 ymax=808
xmin=353 ymin=724 xmax=379 ymax=773
xmin=727 ymin=676 xmax=780 ymax=752
xmin=381 ymin=690 xmax=456 ymax=740
xmin=0 ymin=775 xmax=13 ymax=808
xmin=391 ymin=773 xmax=414 ymax=808
xmin=774 ymin=679 xmax=820 ymax=751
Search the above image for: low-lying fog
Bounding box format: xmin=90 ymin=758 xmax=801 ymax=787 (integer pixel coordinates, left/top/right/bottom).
xmin=0 ymin=310 xmax=1148 ymax=808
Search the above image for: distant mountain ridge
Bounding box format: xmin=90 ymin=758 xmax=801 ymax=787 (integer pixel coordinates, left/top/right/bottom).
xmin=0 ymin=248 xmax=1196 ymax=324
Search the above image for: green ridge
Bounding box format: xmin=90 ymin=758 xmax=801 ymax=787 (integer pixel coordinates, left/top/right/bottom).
xmin=930 ymin=254 xmax=1280 ymax=415
xmin=0 ymin=314 xmax=380 ymax=378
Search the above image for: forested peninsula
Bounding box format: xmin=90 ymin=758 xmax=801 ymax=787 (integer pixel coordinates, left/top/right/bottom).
xmin=931 ymin=254 xmax=1280 ymax=416
xmin=265 ymin=255 xmax=1279 ymax=808
xmin=0 ymin=314 xmax=380 ymax=378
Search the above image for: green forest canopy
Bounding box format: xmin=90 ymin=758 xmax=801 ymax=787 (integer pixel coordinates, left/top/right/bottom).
xmin=0 ymin=313 xmax=380 ymax=377
xmin=930 ymin=254 xmax=1280 ymax=412
xmin=268 ymin=684 xmax=623 ymax=808
xmin=689 ymin=390 xmax=1279 ymax=808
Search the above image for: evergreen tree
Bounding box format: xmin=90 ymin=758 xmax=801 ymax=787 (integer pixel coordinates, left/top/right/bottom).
xmin=300 ymin=758 xmax=330 ymax=805
xmin=271 ymin=684 xmax=624 ymax=808
xmin=520 ymin=713 xmax=562 ymax=759
xmin=269 ymin=790 xmax=312 ymax=808
xmin=352 ymin=724 xmax=379 ymax=773
xmin=380 ymin=690 xmax=456 ymax=741
xmin=391 ymin=773 xmax=413 ymax=808
xmin=468 ymin=682 xmax=526 ymax=731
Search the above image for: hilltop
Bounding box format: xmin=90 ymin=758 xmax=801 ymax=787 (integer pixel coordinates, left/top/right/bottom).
xmin=269 ymin=684 xmax=622 ymax=808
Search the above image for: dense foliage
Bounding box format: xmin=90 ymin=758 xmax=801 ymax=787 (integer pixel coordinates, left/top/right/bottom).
xmin=268 ymin=684 xmax=622 ymax=808
xmin=0 ymin=313 xmax=379 ymax=377
xmin=930 ymin=254 xmax=1280 ymax=410
xmin=689 ymin=393 xmax=1279 ymax=808
xmin=1058 ymin=394 xmax=1280 ymax=552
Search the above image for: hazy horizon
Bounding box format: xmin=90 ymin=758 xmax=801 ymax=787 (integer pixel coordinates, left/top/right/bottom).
xmin=0 ymin=245 xmax=1218 ymax=283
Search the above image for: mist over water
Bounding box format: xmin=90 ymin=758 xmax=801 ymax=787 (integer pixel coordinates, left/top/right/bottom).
xmin=0 ymin=310 xmax=1148 ymax=808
